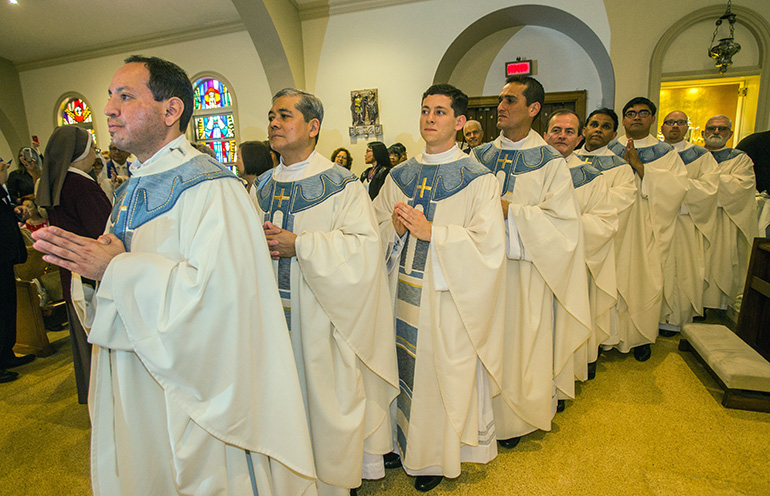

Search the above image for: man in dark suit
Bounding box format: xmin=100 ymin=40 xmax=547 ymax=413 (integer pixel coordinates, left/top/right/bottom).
xmin=0 ymin=158 xmax=34 ymax=382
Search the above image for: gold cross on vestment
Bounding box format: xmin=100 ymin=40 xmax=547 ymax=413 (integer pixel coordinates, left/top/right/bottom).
xmin=273 ymin=188 xmax=290 ymax=207
xmin=496 ymin=154 xmax=513 ymax=171
xmin=417 ymin=177 xmax=432 ymax=198
xmin=115 ymin=204 xmax=128 ymax=225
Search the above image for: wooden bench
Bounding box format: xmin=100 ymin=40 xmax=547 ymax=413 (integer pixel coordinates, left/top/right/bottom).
xmin=679 ymin=238 xmax=770 ymax=412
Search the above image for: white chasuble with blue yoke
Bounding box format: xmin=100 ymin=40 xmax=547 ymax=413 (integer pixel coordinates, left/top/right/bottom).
xmin=474 ymin=130 xmax=590 ymax=438
xmin=659 ymin=141 xmax=719 ymax=329
xmin=86 ymin=137 xmax=317 ymax=496
xmin=373 ymin=147 xmax=506 ymax=478
xmin=254 ymin=152 xmax=398 ymax=492
xmin=567 ymin=154 xmax=618 ymax=365
xmin=606 ymin=135 xmax=687 ymax=351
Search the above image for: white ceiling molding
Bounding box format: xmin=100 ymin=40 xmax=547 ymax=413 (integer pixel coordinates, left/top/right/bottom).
xmin=15 ymin=20 xmax=245 ymax=72
xmin=298 ymin=0 xmax=429 ymax=21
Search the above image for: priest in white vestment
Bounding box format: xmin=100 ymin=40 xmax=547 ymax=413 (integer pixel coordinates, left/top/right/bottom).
xmin=33 ymin=57 xmax=317 ymax=496
xmin=255 ymin=89 xmax=398 ymax=496
xmin=576 ymin=108 xmax=638 ymax=353
xmin=373 ymin=84 xmax=506 ymax=493
xmin=701 ymin=115 xmax=759 ymax=310
xmin=606 ymin=98 xmax=687 ymax=361
xmin=544 ymin=110 xmax=618 ymax=381
xmin=658 ymin=111 xmax=719 ymax=332
xmin=474 ymin=77 xmax=590 ymax=445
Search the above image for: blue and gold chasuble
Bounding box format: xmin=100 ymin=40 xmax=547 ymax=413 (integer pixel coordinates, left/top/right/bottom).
xmin=578 ymin=153 xmax=628 ymax=173
xmin=472 ymin=142 xmax=561 ymax=194
xmin=569 ymin=160 xmax=603 ymax=189
xmin=256 ymin=166 xmax=357 ymax=330
xmin=608 ymin=139 xmax=672 ymax=165
xmin=389 ymin=156 xmax=489 ymax=455
xmin=678 ymin=144 xmax=710 ymax=166
xmin=110 ymin=155 xmax=236 ymax=251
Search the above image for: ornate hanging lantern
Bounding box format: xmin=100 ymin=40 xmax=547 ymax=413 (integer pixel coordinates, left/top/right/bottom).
xmin=708 ymin=0 xmax=741 ymax=74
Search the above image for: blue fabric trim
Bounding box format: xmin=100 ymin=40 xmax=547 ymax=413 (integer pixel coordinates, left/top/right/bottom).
xmin=679 ymin=145 xmax=709 ymax=165
xmin=256 ymin=165 xmax=356 ymax=214
xmin=109 ymin=155 xmax=237 ymax=251
xmin=570 ymin=163 xmax=603 ymax=189
xmin=608 ymin=139 xmax=672 ymax=163
xmin=711 ymin=148 xmax=743 ymax=164
xmin=389 ymin=156 xmax=489 ymax=201
xmin=473 ymin=144 xmax=560 ymax=194
xmin=579 ymin=154 xmax=627 ymax=172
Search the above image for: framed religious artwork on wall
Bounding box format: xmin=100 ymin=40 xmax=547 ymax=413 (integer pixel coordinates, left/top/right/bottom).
xmin=349 ymin=88 xmax=383 ymax=138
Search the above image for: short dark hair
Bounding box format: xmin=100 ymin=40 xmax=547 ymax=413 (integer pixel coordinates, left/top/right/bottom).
xmin=586 ymin=107 xmax=619 ymax=132
xmin=330 ymin=147 xmax=353 ymax=169
xmin=124 ymin=55 xmax=194 ymax=132
xmin=239 ymin=141 xmax=274 ymax=177
xmin=368 ymin=141 xmax=390 ymax=169
xmin=505 ymin=75 xmax=545 ymax=117
xmin=272 ymin=88 xmax=324 ymax=124
xmin=422 ymin=84 xmax=468 ymax=118
xmin=388 ymin=143 xmax=406 ymax=157
xmin=546 ymin=109 xmax=582 ymax=134
xmin=622 ymin=97 xmax=657 ymax=118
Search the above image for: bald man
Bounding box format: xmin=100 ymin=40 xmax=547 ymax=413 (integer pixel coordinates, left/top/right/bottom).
xmin=701 ymin=115 xmax=758 ymax=311
xmin=658 ymin=111 xmax=718 ymax=335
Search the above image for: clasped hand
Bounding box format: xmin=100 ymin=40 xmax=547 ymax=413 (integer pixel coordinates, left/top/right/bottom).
xmin=392 ymin=202 xmax=431 ymax=241
xmin=263 ymin=221 xmax=297 ymax=260
xmin=624 ymin=139 xmax=645 ymax=179
xmin=31 ymin=226 xmax=126 ymax=281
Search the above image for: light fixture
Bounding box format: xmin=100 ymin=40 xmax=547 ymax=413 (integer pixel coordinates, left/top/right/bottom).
xmin=708 ymin=0 xmax=741 ymax=74
xmin=9 ymin=0 xmax=19 ymax=4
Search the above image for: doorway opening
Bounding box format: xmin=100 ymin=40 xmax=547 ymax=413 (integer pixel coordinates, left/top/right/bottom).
xmin=658 ymin=75 xmax=759 ymax=148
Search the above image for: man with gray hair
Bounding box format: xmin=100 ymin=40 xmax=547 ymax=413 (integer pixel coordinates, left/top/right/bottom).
xmin=701 ymin=115 xmax=758 ymax=311
xmin=255 ymin=88 xmax=398 ymax=496
xmin=460 ymin=119 xmax=484 ymax=153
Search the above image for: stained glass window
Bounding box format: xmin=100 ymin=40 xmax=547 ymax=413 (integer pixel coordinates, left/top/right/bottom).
xmin=191 ymin=76 xmax=238 ymax=169
xmin=57 ymin=95 xmax=96 ymax=138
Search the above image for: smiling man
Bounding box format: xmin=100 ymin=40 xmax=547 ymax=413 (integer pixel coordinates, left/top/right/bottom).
xmin=473 ymin=76 xmax=590 ymax=449
xmin=544 ymin=109 xmax=617 ymax=382
xmin=254 ymin=88 xmax=398 ymax=496
xmin=605 ymin=97 xmax=687 ymax=362
xmin=32 ymin=56 xmax=316 ymax=495
xmin=373 ymin=84 xmax=505 ymax=492
xmin=657 ymin=111 xmax=719 ymax=335
xmin=701 ymin=115 xmax=758 ymax=312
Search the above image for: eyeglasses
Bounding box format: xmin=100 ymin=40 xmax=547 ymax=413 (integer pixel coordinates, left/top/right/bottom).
xmin=705 ymin=126 xmax=730 ymax=132
xmin=624 ymin=110 xmax=652 ymax=118
xmin=663 ymin=119 xmax=687 ymax=126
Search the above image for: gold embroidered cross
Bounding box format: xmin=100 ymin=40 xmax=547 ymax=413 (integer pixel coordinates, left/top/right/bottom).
xmin=115 ymin=204 xmax=128 ymax=225
xmin=417 ymin=177 xmax=432 ymax=198
xmin=273 ymin=188 xmax=290 ymax=207
xmin=496 ymin=154 xmax=513 ymax=171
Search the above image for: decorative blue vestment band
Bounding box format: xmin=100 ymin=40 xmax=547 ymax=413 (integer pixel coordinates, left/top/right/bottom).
xmin=710 ymin=148 xmax=743 ymax=164
xmin=569 ymin=162 xmax=603 ymax=189
xmin=473 ymin=143 xmax=560 ymax=194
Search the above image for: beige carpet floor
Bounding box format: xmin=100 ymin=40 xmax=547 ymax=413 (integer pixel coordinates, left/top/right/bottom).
xmin=2 ymin=323 xmax=769 ymax=496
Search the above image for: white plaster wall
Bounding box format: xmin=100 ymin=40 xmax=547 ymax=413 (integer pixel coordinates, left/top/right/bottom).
xmin=304 ymin=0 xmax=610 ymax=175
xmin=18 ymin=31 xmax=272 ymax=152
xmin=0 ymin=133 xmax=11 ymax=163
xmin=662 ymin=19 xmax=760 ymax=74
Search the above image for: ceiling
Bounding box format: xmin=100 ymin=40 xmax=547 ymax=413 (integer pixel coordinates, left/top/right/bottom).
xmin=0 ymin=0 xmax=421 ymax=69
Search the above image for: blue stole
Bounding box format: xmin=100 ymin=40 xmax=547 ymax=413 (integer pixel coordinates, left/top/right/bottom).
xmin=256 ymin=164 xmax=357 ymax=330
xmin=473 ymin=142 xmax=561 ymax=194
xmin=578 ymin=153 xmax=628 ymax=172
xmin=388 ymin=156 xmax=489 ymax=454
xmin=569 ymin=161 xmax=603 ymax=189
xmin=110 ymin=155 xmax=236 ymax=251
xmin=608 ymin=139 xmax=672 ymax=164
xmin=710 ymin=148 xmax=743 ymax=164
xmin=679 ymin=144 xmax=709 ymax=165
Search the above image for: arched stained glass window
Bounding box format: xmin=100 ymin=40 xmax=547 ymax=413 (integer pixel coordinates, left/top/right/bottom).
xmin=56 ymin=94 xmax=96 ymax=139
xmin=191 ymin=75 xmax=238 ymax=169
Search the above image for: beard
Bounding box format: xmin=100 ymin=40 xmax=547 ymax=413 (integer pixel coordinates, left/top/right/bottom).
xmin=704 ymin=134 xmax=729 ymax=148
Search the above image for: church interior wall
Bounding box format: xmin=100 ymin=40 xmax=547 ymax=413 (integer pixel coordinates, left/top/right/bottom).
xmin=16 ymin=31 xmax=272 ymax=154
xmin=0 ymin=57 xmax=30 ymax=161
xmin=6 ymin=0 xmax=769 ymax=171
xmin=0 ymin=127 xmax=11 ymax=162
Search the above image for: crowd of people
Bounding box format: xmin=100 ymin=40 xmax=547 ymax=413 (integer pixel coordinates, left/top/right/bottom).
xmin=0 ymin=53 xmax=765 ymax=495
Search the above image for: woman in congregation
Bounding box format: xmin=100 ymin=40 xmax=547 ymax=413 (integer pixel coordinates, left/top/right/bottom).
xmin=36 ymin=126 xmax=112 ymax=405
xmin=359 ymin=141 xmax=391 ymax=199
xmin=7 ymin=146 xmax=42 ymax=205
xmin=236 ymin=140 xmax=275 ymax=192
xmin=331 ymin=147 xmax=353 ymax=170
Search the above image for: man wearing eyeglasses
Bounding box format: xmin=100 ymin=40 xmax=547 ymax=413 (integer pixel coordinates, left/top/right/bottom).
xmin=606 ymin=97 xmax=687 ymax=362
xmin=701 ymin=115 xmax=758 ymax=313
xmin=658 ymin=111 xmax=719 ymax=336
